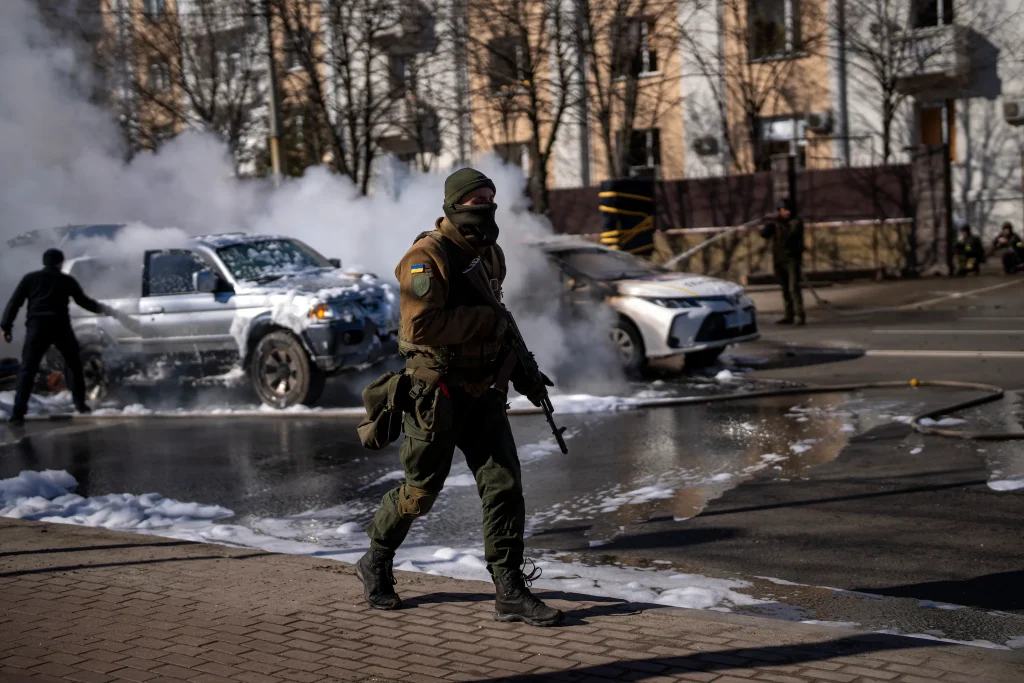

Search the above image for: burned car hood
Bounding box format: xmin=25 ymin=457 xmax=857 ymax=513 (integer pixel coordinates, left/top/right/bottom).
xmin=236 ymin=270 xmax=388 ymax=301
xmin=614 ymin=273 xmax=745 ymax=298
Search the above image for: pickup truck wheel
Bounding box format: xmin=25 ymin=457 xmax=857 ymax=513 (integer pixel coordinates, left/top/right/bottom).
xmin=250 ymin=331 xmax=324 ymax=408
xmin=610 ymin=319 xmax=647 ymax=376
xmin=46 ymin=346 xmax=110 ymax=401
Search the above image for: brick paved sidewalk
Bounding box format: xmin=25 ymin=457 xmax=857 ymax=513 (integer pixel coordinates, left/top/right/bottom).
xmin=1 ymin=518 xmax=1021 ymax=683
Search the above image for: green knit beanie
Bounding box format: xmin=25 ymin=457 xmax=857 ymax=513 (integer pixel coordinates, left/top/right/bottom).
xmin=443 ymin=167 xmax=496 ymax=207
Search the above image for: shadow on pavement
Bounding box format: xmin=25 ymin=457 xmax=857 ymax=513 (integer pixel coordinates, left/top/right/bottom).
xmin=694 ymin=478 xmax=990 ymax=519
xmin=731 ymin=342 xmax=864 ymax=372
xmin=529 ymin=528 xmax=739 ymax=552
xmin=856 ymin=569 xmax=1024 ymax=612
xmin=403 ymin=590 xmax=646 ymax=623
xmin=0 ymin=551 xmax=272 ymax=578
xmin=0 ymin=539 xmax=196 ymax=558
xmin=470 ymin=633 xmax=949 ymax=682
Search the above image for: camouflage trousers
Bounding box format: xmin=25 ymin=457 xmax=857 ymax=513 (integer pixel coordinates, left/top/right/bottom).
xmin=365 ymin=387 xmax=525 ymax=576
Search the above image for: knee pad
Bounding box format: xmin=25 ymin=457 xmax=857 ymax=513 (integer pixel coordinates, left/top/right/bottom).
xmin=398 ymin=485 xmax=438 ymax=519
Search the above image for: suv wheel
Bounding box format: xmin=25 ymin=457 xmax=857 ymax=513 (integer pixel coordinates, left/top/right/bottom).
xmin=610 ymin=319 xmax=647 ymax=376
xmin=46 ymin=345 xmax=110 ymax=401
xmin=250 ymin=331 xmax=325 ymax=409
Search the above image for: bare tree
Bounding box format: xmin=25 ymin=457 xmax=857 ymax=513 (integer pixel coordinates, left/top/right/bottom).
xmin=273 ymin=0 xmax=448 ymax=192
xmin=465 ymin=0 xmax=577 ymax=214
xmin=127 ymin=0 xmax=267 ymax=170
xmin=573 ymin=0 xmax=682 ymax=178
xmin=679 ymin=0 xmax=829 ymax=174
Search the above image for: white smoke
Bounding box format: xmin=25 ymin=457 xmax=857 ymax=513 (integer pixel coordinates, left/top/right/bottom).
xmin=0 ymin=0 xmax=622 ymax=396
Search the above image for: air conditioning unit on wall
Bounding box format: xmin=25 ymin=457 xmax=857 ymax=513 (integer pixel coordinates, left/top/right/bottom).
xmin=805 ymin=110 xmax=834 ymax=134
xmin=1005 ymin=99 xmax=1024 ymax=126
xmin=692 ymin=135 xmax=719 ymax=157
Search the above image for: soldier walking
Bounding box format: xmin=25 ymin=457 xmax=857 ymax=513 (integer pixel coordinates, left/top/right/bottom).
xmin=357 ymin=168 xmax=563 ymax=626
xmin=761 ymin=198 xmax=806 ymax=325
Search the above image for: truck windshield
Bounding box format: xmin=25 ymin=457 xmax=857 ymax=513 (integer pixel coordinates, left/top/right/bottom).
xmin=553 ymin=247 xmax=665 ymax=281
xmin=217 ymin=239 xmax=330 ymax=282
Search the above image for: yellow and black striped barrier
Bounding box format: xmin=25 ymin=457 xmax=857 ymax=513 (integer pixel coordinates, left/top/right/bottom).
xmin=598 ymin=179 xmax=655 ymax=256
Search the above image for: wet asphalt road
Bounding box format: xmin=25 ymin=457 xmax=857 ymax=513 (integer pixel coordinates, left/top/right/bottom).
xmin=2 ymin=275 xmax=1024 ymax=644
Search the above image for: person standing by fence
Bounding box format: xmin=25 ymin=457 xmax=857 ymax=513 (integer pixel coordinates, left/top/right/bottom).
xmin=760 ymin=198 xmax=806 ymax=325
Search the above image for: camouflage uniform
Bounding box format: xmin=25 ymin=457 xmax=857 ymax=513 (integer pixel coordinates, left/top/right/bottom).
xmin=364 ymin=218 xmax=528 ymax=573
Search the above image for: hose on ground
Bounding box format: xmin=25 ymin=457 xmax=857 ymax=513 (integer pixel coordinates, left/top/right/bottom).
xmin=507 ymin=379 xmax=1022 ymax=441
xmin=9 ymin=381 xmax=1020 ymax=441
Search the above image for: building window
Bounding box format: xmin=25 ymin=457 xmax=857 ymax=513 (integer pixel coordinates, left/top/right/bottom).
xmin=613 ymin=18 xmax=659 ymax=79
xmin=918 ymin=100 xmax=956 ymax=161
xmin=283 ymin=29 xmax=309 ymax=72
xmin=912 ymin=0 xmax=954 ymax=28
xmin=143 ymin=0 xmax=166 ymax=21
xmin=622 ymin=128 xmax=661 ymax=172
xmin=488 ymin=36 xmax=526 ymax=93
xmin=748 ymin=0 xmax=801 ymax=60
xmin=389 ymin=54 xmax=416 ymax=97
xmin=148 ymin=60 xmax=171 ymax=92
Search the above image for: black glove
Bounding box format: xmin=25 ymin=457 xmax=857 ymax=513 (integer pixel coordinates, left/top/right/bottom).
xmin=524 ymin=371 xmax=554 ymax=407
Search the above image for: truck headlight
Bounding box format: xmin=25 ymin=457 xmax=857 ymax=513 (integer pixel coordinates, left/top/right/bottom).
xmin=641 ymin=297 xmax=701 ymax=309
xmin=309 ymin=302 xmax=359 ymax=323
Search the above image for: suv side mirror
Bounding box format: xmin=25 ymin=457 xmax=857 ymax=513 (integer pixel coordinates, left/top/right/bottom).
xmin=328 ymin=258 xmax=341 ymax=268
xmin=193 ymin=269 xmax=219 ymax=293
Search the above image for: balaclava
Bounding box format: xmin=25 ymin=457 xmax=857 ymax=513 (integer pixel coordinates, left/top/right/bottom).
xmin=443 ymin=167 xmax=499 ymax=246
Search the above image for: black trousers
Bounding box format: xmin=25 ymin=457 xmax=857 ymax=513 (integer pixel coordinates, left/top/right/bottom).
xmin=12 ymin=319 xmax=86 ymax=419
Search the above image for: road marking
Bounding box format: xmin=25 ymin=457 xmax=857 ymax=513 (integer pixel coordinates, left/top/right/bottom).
xmin=872 ymin=329 xmax=1024 ymax=335
xmin=893 ymin=278 xmax=1024 ymax=310
xmin=958 ymin=316 xmax=1024 ymax=321
xmin=865 ymin=349 xmax=1024 ymax=359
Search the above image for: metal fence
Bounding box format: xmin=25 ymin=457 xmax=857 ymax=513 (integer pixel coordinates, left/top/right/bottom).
xmin=650 ymin=218 xmax=913 ymax=282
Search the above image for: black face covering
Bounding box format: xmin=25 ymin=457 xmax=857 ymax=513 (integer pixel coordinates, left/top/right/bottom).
xmin=444 ymin=202 xmax=500 ymax=246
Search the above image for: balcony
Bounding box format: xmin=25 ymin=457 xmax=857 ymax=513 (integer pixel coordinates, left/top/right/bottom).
xmin=373 ymin=3 xmax=438 ymax=55
xmin=895 ymin=24 xmax=974 ymax=94
xmin=379 ymin=102 xmax=441 ymax=158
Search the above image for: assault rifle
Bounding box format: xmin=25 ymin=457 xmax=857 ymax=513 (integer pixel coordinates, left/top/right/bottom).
xmin=501 ymin=307 xmax=569 ymax=455
xmin=461 ymin=256 xmax=568 ymax=454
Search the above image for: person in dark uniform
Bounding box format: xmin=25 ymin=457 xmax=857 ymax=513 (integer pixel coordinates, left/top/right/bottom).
xmin=954 ymin=223 xmax=985 ymax=276
xmin=991 ymin=221 xmax=1024 ymax=274
xmin=760 ymin=198 xmax=806 ymax=325
xmin=1 ymin=248 xmax=112 ymax=426
xmin=356 ymin=168 xmax=562 ymax=626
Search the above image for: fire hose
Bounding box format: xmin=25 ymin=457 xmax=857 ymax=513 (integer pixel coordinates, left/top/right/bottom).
xmin=9 ymin=379 xmax=1018 ymax=443
xmin=509 ymin=379 xmax=1024 ymax=441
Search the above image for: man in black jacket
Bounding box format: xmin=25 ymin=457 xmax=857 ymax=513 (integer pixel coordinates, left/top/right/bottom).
xmin=2 ymin=249 xmax=112 ymax=426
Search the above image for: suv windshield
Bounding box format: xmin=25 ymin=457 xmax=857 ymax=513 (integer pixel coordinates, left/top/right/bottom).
xmin=217 ymin=239 xmax=330 ymax=282
xmin=553 ymin=247 xmax=665 ymax=281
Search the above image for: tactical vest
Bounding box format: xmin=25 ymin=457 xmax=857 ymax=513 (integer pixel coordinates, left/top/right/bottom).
xmin=399 ymin=231 xmax=503 ymax=376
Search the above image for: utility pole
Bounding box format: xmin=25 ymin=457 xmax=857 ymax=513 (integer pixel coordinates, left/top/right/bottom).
xmin=263 ymin=0 xmax=283 ymax=186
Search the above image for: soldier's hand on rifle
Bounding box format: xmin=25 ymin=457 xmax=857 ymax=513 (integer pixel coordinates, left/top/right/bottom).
xmin=2 ymin=330 xmax=11 ymax=344
xmin=521 ymin=371 xmax=554 ymax=408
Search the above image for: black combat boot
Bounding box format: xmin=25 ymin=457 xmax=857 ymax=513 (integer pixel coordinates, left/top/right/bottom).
xmin=355 ymin=547 xmax=401 ymax=610
xmin=775 ymin=316 xmax=794 ymax=325
xmin=493 ymin=564 xmax=564 ymax=627
xmin=795 ymin=314 xmax=806 ymax=326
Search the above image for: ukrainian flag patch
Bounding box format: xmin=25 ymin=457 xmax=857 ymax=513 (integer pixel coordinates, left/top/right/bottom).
xmin=410 ymin=264 xmax=425 ymax=274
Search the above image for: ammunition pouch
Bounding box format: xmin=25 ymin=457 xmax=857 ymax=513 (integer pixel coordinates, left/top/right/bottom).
xmin=406 ymin=366 xmax=454 ymax=439
xmin=356 ymin=371 xmax=411 ymax=450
